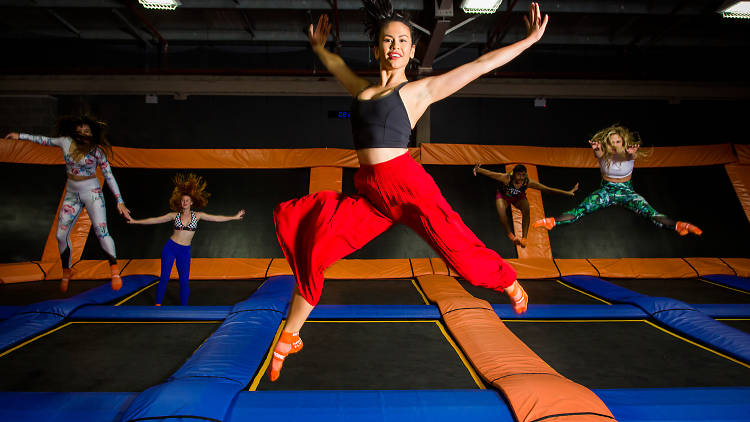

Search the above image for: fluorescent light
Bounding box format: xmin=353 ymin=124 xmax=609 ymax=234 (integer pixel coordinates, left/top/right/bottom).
xmin=460 ymin=0 xmax=503 ymax=14
xmin=139 ymin=0 xmax=180 ymax=10
xmin=717 ymin=1 xmax=750 ymax=19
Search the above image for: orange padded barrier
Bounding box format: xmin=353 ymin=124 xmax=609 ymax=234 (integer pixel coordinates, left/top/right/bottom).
xmin=417 ymin=275 xmax=615 ymax=422
xmin=420 ymin=143 xmax=736 ymax=168
xmin=0 ymin=262 xmax=47 ymax=284
xmin=725 ymin=163 xmax=750 ymax=223
xmin=507 ymin=258 xmax=560 ymax=279
xmin=410 ymin=258 xmax=433 ymax=277
xmin=736 ymin=144 xmax=750 ymax=165
xmin=721 ymin=258 xmax=750 ymax=278
xmin=505 ymin=164 xmax=552 ymax=259
xmin=324 ymin=259 xmax=414 ymax=279
xmin=309 ymin=167 xmax=343 ymax=193
xmin=683 ymin=258 xmax=737 ymax=276
xmin=429 ymin=257 xmax=451 ymax=275
xmin=554 ymin=259 xmax=600 ymax=277
xmin=266 ymin=258 xmax=293 ymax=277
xmin=120 ymin=258 xmax=271 ymax=279
xmin=588 ymin=258 xmax=697 ymax=278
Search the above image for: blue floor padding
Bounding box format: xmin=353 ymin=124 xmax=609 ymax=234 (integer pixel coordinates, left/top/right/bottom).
xmin=693 ymin=304 xmax=750 ymax=318
xmin=702 ymin=275 xmax=750 ymax=293
xmin=0 ymin=275 xmax=156 ymax=351
xmin=70 ymin=305 xmax=233 ymax=321
xmin=561 ymin=275 xmax=750 ymax=363
xmin=0 ymin=392 xmax=137 ymax=422
xmin=120 ymin=275 xmax=295 ymax=422
xmin=597 ymin=387 xmax=750 ymax=422
xmin=310 ymin=304 xmax=441 ymax=319
xmin=0 ymin=306 xmax=23 ymax=320
xmin=493 ymin=304 xmax=647 ymax=319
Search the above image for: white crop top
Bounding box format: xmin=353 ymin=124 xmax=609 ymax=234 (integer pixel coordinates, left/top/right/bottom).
xmin=599 ymin=157 xmax=634 ymax=179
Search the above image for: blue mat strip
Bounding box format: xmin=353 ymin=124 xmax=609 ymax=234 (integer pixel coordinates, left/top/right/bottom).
xmin=493 ymin=304 xmax=647 ymax=319
xmin=561 ymin=275 xmax=750 ymax=363
xmin=3 ymin=388 xmax=749 ymax=422
xmin=701 ymin=275 xmax=750 ymax=293
xmin=0 ymin=306 xmax=24 ymax=320
xmin=0 ymin=275 xmax=156 ymax=352
xmin=70 ymin=305 xmax=233 ymax=321
xmin=120 ymin=275 xmax=295 ymax=422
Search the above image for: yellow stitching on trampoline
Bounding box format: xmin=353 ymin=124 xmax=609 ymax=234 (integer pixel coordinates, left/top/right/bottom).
xmin=698 ymin=278 xmax=750 ymax=295
xmin=643 ymin=320 xmax=750 ymax=369
xmin=248 ymin=320 xmax=285 ymax=391
xmin=554 ymin=279 xmax=612 ymax=304
xmin=114 ymin=280 xmax=159 ymax=306
xmin=434 ymin=320 xmax=486 ymax=389
xmin=411 ymin=279 xmax=431 ymax=305
xmin=0 ymin=321 xmax=73 ymax=358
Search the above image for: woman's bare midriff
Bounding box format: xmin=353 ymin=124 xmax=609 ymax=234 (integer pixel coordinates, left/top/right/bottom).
xmin=67 ymin=173 xmax=97 ymax=181
xmin=602 ymin=174 xmax=632 ymax=183
xmin=170 ymin=230 xmax=195 ymax=246
xmin=356 ymin=148 xmax=409 ymax=165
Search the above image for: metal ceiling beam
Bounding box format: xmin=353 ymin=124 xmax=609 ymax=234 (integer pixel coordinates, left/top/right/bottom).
xmin=0 ymin=0 xmax=424 ymax=10
xmin=46 ymin=9 xmax=81 ymax=37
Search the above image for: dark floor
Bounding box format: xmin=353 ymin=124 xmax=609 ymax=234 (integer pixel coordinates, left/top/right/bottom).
xmin=604 ymin=278 xmax=750 ymax=304
xmin=718 ymin=319 xmax=750 ymax=335
xmin=0 ymin=279 xmax=110 ymax=306
xmin=317 ymin=279 xmax=427 ymax=305
xmin=117 ymin=279 xmax=263 ymax=306
xmin=254 ymin=321 xmax=480 ymax=391
xmin=0 ymin=322 xmax=221 ymax=392
xmin=505 ymin=320 xmax=750 ymax=389
xmin=459 ymin=279 xmax=607 ymax=305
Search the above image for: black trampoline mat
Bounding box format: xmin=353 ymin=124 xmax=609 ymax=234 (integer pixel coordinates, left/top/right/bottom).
xmin=604 ymin=278 xmax=750 ymax=304
xmin=718 ymin=319 xmax=750 ymax=335
xmin=458 ymin=279 xmax=606 ymax=305
xmin=119 ymin=279 xmax=262 ymax=306
xmin=0 ymin=279 xmax=110 ymax=306
xmin=254 ymin=321 xmax=480 ymax=390
xmin=0 ymin=321 xmax=220 ymax=392
xmin=505 ymin=320 xmax=750 ymax=389
xmin=318 ymin=279 xmax=427 ymax=305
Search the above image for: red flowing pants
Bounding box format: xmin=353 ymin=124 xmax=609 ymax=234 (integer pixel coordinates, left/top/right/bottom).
xmin=273 ymin=153 xmax=517 ymax=305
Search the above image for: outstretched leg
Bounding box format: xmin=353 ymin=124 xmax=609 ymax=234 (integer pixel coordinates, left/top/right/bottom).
xmin=271 ymin=190 xmax=393 ymax=381
xmin=55 ymin=190 xmax=84 ymax=293
xmin=534 ymin=183 xmax=612 ymax=230
xmin=614 ymin=182 xmax=702 ymax=236
xmin=494 ymin=196 xmax=517 ymax=244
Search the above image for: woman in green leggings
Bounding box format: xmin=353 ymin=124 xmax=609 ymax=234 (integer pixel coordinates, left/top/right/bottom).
xmin=533 ymin=124 xmax=702 ymax=236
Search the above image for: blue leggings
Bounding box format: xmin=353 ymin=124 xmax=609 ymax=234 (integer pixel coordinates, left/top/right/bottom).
xmin=156 ymin=239 xmax=191 ymax=305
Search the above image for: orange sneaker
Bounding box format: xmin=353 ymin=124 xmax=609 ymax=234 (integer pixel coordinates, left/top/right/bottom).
xmin=60 ymin=268 xmax=72 ymax=293
xmin=533 ymin=217 xmax=556 ymax=230
xmin=505 ymin=281 xmax=528 ymax=314
xmin=268 ymin=331 xmax=303 ymax=382
xmin=675 ymin=221 xmax=702 ymax=236
xmin=110 ymin=264 xmax=122 ymax=291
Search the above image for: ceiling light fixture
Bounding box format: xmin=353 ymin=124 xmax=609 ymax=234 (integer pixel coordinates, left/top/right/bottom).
xmin=139 ymin=0 xmax=180 ymax=10
xmin=460 ymin=0 xmax=503 ymax=14
xmin=717 ymin=0 xmax=750 ymax=19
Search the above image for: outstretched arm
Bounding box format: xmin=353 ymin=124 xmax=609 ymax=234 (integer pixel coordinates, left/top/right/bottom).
xmin=626 ymin=144 xmax=640 ymax=160
xmin=473 ymin=163 xmax=510 ymax=184
xmin=528 ymin=179 xmax=579 ymax=196
xmin=589 ymin=139 xmax=604 ymax=159
xmin=416 ymin=3 xmax=547 ymax=106
xmin=309 ymin=14 xmax=370 ymax=97
xmin=94 ymin=148 xmax=131 ymax=220
xmin=128 ymin=212 xmax=176 ymax=225
xmin=5 ymin=132 xmax=65 ymax=147
xmin=197 ymin=209 xmax=245 ymax=223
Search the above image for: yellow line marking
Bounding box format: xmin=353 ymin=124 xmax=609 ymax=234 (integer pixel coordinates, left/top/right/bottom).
xmin=411 ymin=279 xmax=431 ymax=305
xmin=114 ymin=280 xmax=159 ymax=306
xmin=554 ymin=279 xmax=612 ymax=305
xmin=70 ymin=320 xmax=221 ymax=324
xmin=698 ymin=278 xmax=750 ymax=295
xmin=0 ymin=322 xmax=73 ymax=359
xmin=642 ymin=320 xmax=750 ymax=369
xmin=248 ymin=320 xmax=285 ymax=391
xmin=434 ymin=320 xmax=485 ymax=389
xmin=308 ymin=320 xmax=435 ymax=323
xmin=716 ymin=318 xmax=750 ymax=321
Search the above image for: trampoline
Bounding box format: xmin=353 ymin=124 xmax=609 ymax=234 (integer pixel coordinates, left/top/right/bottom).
xmin=2 ymin=143 xmax=750 ymax=422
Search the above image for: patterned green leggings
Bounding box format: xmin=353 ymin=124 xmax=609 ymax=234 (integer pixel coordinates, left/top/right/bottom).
xmin=557 ymin=180 xmax=673 ymax=228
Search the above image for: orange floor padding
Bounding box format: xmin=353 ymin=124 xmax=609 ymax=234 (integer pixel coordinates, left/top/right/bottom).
xmin=417 ymin=275 xmax=615 ymax=422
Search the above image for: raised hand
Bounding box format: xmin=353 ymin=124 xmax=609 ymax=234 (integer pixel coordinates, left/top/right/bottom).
xmin=523 ymin=2 xmax=549 ymax=43
xmin=589 ymin=139 xmax=601 ymax=151
xmin=235 ymin=209 xmax=246 ymax=220
xmin=626 ymin=144 xmax=640 ymax=155
xmin=473 ymin=163 xmax=481 ymax=176
xmin=4 ymin=132 xmax=19 ymax=140
xmin=308 ymin=14 xmax=332 ymax=52
xmin=568 ymin=182 xmax=580 ymax=196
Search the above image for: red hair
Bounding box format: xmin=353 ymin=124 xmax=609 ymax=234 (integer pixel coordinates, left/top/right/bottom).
xmin=169 ymin=173 xmax=210 ymax=211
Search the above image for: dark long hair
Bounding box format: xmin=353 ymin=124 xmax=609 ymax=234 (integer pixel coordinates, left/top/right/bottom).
xmin=57 ymin=115 xmax=113 ymax=159
xmin=362 ymin=0 xmax=418 ymax=43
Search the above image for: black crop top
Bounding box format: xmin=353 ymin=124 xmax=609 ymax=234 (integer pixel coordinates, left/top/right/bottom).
xmin=350 ymin=82 xmax=411 ymax=149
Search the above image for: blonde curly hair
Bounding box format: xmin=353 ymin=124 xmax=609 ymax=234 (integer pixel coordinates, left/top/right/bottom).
xmin=591 ymin=124 xmax=650 ymax=164
xmin=169 ymin=173 xmax=210 ymax=211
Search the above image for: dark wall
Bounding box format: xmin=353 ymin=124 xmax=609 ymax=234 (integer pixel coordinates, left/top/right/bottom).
xmin=431 ymin=98 xmax=745 ymax=147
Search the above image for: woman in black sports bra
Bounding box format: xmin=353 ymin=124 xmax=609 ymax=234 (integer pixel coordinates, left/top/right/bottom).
xmin=127 ymin=174 xmax=244 ymax=306
xmin=270 ymin=0 xmax=548 ymax=381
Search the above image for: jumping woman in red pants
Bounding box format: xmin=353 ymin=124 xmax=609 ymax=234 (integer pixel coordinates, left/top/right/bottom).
xmin=270 ymin=0 xmax=548 ymax=381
